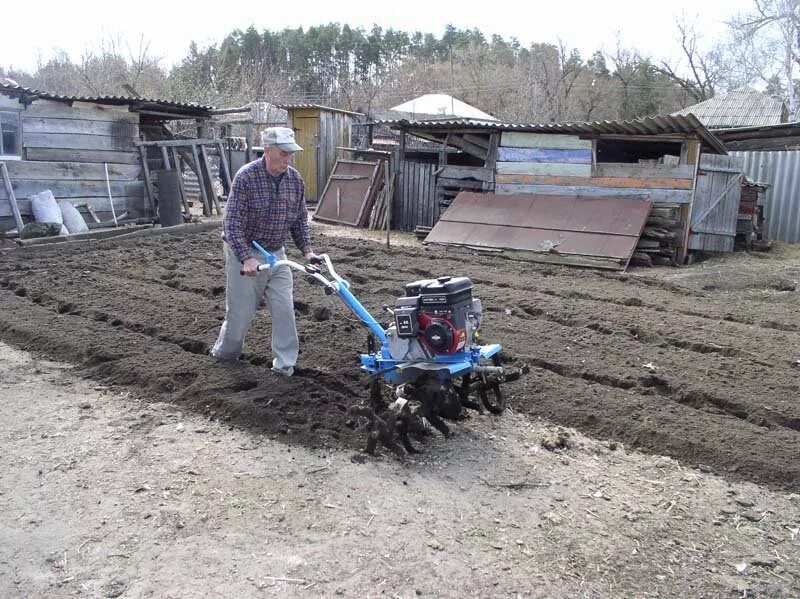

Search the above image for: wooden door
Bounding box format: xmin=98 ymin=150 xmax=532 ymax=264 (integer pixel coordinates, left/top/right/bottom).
xmin=689 ymin=154 xmax=744 ymax=252
xmin=291 ymin=114 xmax=319 ymax=202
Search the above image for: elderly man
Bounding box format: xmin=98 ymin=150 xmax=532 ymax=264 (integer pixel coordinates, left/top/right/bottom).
xmin=211 ymin=126 xmax=315 ymax=376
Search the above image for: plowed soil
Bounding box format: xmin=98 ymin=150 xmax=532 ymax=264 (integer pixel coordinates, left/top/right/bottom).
xmin=2 ymin=223 xmax=800 ymax=597
xmin=2 ymin=227 xmax=800 ymax=489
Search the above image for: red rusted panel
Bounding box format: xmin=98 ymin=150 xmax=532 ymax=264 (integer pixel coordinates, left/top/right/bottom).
xmin=426 ymin=192 xmax=652 ymax=270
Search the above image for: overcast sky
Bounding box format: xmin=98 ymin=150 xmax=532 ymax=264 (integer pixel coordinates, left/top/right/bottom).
xmin=2 ymin=0 xmax=755 ymax=73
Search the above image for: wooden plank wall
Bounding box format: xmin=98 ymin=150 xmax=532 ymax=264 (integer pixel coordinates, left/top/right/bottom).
xmin=494 ymin=132 xmax=694 ymax=204
xmin=317 ymin=111 xmax=352 ymax=203
xmin=391 ymin=153 xmax=437 ymax=231
xmin=496 ymin=133 xmax=592 ymax=179
xmin=0 ymin=98 xmax=146 ymax=232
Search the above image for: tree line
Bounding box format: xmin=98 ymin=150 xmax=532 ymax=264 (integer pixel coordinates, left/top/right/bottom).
xmin=3 ymin=2 xmax=798 ymax=123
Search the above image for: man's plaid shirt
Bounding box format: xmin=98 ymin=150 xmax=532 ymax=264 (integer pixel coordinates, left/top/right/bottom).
xmin=223 ymin=158 xmax=311 ymax=262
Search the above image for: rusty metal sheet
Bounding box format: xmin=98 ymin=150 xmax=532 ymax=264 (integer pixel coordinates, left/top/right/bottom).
xmin=426 ymin=192 xmax=652 ymax=270
xmin=314 ymin=159 xmax=380 ymax=226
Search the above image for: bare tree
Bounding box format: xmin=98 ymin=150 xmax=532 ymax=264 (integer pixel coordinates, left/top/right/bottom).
xmin=729 ymin=0 xmax=800 ymax=116
xmin=656 ymin=15 xmax=721 ymax=104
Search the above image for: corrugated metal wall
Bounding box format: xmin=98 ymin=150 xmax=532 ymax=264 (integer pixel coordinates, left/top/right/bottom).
xmin=391 ymin=153 xmax=437 ymax=231
xmin=732 ymin=150 xmax=800 ymax=243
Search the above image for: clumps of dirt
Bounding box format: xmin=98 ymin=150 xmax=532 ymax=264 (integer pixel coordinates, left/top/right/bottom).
xmin=702 ymin=276 xmax=797 ymax=292
xmin=540 ymin=427 xmax=571 ymax=451
xmin=313 ymin=306 xmax=332 ymax=321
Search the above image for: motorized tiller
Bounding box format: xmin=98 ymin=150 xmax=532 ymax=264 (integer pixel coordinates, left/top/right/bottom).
xmin=250 ymin=241 xmax=513 ymax=455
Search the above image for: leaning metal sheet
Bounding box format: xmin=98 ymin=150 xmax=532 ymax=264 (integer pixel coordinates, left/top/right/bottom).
xmin=425 ymin=192 xmax=653 ymax=270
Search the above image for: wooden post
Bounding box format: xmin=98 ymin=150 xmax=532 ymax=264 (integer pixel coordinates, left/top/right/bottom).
xmin=137 ymin=146 xmax=157 ymax=218
xmin=216 ymin=141 xmax=233 ymax=193
xmin=170 ymin=147 xmax=191 ymax=217
xmin=199 ymin=145 xmax=221 ymax=215
xmin=439 ymin=133 xmax=450 ymax=167
xmin=191 ymin=144 xmax=211 ymax=216
xmin=678 ymin=139 xmax=702 ymax=265
xmin=385 ymin=161 xmax=391 ymax=249
xmin=160 ymin=146 xmax=171 ymax=170
xmin=245 ymin=122 xmax=255 ymax=162
xmin=1 ymin=162 xmax=24 ymax=234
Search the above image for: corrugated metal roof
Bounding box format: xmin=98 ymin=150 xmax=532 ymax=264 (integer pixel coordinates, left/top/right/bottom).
xmin=379 ymin=113 xmax=728 ymax=154
xmin=673 ymin=87 xmax=788 ymax=129
xmin=712 ymin=121 xmax=800 ymax=151
xmin=278 ymin=103 xmax=363 ymax=117
xmin=0 ymin=83 xmax=214 ymax=115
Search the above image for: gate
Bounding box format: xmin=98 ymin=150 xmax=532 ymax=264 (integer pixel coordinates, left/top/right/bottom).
xmin=689 ymin=154 xmax=744 ymax=252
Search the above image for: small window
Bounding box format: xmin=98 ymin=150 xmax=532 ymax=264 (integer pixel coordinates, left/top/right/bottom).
xmin=595 ymin=138 xmax=682 ymax=164
xmin=0 ymin=110 xmax=21 ymax=159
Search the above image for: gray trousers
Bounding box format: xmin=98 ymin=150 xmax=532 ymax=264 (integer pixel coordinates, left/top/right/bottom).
xmin=211 ymin=244 xmax=298 ymax=372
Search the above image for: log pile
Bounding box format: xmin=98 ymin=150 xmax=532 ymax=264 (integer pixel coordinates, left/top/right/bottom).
xmin=630 ymin=207 xmax=682 ymax=267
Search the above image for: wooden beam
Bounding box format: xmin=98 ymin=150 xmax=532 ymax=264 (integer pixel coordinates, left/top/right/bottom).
xmin=14 ymin=224 xmax=153 ymax=246
xmin=160 ymin=146 xmax=171 ymax=170
xmin=133 ymin=138 xmax=221 ymax=148
xmin=23 ymin=133 xmax=135 ymax=152
xmin=594 ymin=163 xmax=695 ymax=179
xmin=132 ymin=109 xmax=208 ymax=120
xmin=245 ymin=122 xmax=254 ymax=162
xmin=496 ymin=162 xmax=591 ymax=177
xmin=497 ymin=147 xmax=592 ymax=163
xmin=485 ymin=133 xmax=499 ymax=174
xmin=3 ymin=161 xmax=141 ymax=181
xmin=1 ymin=163 xmax=24 ymax=233
xmin=494 ymin=183 xmax=691 ymax=203
xmin=0 ymin=179 xmax=145 ymax=200
xmin=438 ymin=165 xmax=494 ymax=182
xmin=216 ymin=141 xmax=233 ymax=193
xmin=585 ymin=133 xmax=689 ymax=143
xmin=446 ymin=134 xmax=488 ymax=160
xmin=200 ymin=145 xmax=221 ymax=215
xmin=336 ymin=146 xmax=392 ymax=159
xmin=463 ymin=133 xmax=490 ymax=150
xmin=500 ymin=132 xmax=591 ymax=149
xmin=678 ymin=141 xmax=702 ymax=265
xmin=138 ymin=147 xmax=156 ymax=217
xmin=171 ymin=147 xmax=190 ymax=216
xmin=209 ymin=105 xmax=252 ymax=115
xmin=495 ymin=174 xmax=693 ymax=189
xmin=21 ymin=117 xmax=140 ymax=137
xmin=191 ymin=144 xmax=211 ymax=216
xmin=24 ymin=148 xmax=140 ymax=165
xmin=23 ymin=103 xmax=136 ymax=122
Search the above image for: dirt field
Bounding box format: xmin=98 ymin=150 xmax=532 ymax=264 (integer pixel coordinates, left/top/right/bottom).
xmin=1 ymin=223 xmax=799 ymax=598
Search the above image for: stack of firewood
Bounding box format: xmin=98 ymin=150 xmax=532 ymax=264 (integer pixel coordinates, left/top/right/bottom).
xmin=630 ymin=207 xmax=682 ymax=267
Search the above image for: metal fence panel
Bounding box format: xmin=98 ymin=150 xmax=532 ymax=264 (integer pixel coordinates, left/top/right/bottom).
xmin=732 ymin=150 xmax=800 ymax=243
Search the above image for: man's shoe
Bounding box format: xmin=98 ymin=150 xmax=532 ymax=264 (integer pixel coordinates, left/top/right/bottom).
xmin=271 ymin=365 xmax=294 ymax=377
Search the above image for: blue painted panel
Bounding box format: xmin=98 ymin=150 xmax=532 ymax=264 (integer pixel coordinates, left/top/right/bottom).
xmin=497 ymin=147 xmax=592 ymax=164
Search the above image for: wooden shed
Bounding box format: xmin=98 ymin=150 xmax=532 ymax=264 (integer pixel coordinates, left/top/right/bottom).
xmin=0 ymin=83 xmax=214 ymax=235
xmin=384 ymin=115 xmax=741 ymax=262
xmin=279 ymin=104 xmax=362 ymax=203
